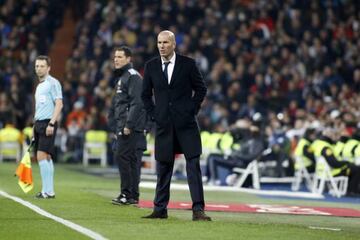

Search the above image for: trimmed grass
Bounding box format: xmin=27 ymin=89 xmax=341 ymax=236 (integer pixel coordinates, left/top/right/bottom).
xmin=1 ymin=162 xmax=359 ymax=240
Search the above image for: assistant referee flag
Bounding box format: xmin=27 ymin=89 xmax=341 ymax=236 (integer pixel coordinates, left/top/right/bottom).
xmin=15 ymin=152 xmax=33 ymax=193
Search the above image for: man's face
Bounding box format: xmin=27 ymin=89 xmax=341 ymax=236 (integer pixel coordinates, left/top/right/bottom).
xmin=157 ymin=32 xmax=176 ymax=59
xmin=35 ymin=59 xmax=50 ymax=79
xmin=114 ymin=50 xmax=130 ymax=69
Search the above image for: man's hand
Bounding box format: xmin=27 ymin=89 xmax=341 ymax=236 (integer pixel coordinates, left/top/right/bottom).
xmin=46 ymin=125 xmax=54 ymax=136
xmin=123 ymin=127 xmax=131 ymax=135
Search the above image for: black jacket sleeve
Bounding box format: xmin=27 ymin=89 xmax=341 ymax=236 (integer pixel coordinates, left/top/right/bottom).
xmin=126 ymin=74 xmax=144 ymax=129
xmin=321 ymin=147 xmax=348 ymax=169
xmin=144 ymin=113 xmax=154 ymax=133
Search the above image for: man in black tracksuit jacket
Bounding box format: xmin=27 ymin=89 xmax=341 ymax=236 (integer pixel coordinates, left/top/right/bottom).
xmin=108 ymin=46 xmax=150 ymax=204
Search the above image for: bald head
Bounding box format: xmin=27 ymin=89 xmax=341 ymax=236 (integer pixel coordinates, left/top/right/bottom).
xmin=157 ymin=30 xmax=176 ymax=61
xmin=158 ymin=30 xmax=175 ymax=43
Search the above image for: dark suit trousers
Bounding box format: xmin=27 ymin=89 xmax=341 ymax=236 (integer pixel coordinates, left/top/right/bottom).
xmin=132 ymin=147 xmax=144 ymax=200
xmin=133 ymin=134 xmax=147 ymax=199
xmin=153 ymin=155 xmax=205 ymax=212
xmin=116 ymin=132 xmax=141 ymax=199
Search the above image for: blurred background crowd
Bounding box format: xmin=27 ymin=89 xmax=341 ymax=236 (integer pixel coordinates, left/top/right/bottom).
xmin=0 ymin=0 xmax=360 ymax=174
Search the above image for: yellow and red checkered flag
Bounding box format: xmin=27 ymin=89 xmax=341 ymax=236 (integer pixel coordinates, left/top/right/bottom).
xmin=15 ymin=151 xmax=33 ymax=193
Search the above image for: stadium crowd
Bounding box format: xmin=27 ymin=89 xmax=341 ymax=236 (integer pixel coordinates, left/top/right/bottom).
xmin=1 ymin=0 xmax=360 ymax=180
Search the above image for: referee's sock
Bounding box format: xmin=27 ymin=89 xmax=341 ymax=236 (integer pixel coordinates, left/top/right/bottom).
xmin=48 ymin=159 xmax=55 ymax=196
xmin=38 ymin=160 xmax=50 ymax=194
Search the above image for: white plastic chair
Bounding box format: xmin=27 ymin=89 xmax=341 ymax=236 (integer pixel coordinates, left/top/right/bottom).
xmin=291 ymin=156 xmax=313 ymax=191
xmin=232 ymin=160 xmax=260 ymax=189
xmin=312 ymin=156 xmax=348 ymax=198
xmin=82 ymin=130 xmax=107 ymax=167
xmin=0 ymin=141 xmax=21 ymax=162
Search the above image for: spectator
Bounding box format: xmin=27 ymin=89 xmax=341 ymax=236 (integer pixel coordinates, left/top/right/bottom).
xmin=207 ymin=121 xmax=265 ymax=185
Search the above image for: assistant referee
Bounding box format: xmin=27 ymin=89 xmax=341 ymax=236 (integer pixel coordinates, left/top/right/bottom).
xmin=33 ymin=55 xmax=63 ymax=199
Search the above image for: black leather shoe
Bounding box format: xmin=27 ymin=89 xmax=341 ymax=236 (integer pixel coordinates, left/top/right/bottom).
xmin=142 ymin=210 xmax=168 ymax=219
xmin=192 ymin=210 xmax=212 ymax=221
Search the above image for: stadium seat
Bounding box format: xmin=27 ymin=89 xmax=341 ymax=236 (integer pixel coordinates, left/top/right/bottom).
xmin=82 ymin=130 xmax=107 ymax=167
xmin=312 ymin=156 xmax=348 ymax=198
xmin=0 ymin=125 xmax=22 ymax=162
xmin=0 ymin=141 xmax=21 ymax=162
xmin=291 ymin=156 xmax=313 ymax=191
xmin=230 ymin=147 xmax=278 ymax=189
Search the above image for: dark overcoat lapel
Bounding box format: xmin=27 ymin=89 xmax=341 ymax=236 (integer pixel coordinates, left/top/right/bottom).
xmin=169 ymin=56 xmax=182 ymax=86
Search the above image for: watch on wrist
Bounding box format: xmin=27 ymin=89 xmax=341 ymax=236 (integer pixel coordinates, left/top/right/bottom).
xmin=48 ymin=122 xmax=55 ymax=127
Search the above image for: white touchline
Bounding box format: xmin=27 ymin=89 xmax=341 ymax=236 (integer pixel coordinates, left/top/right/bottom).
xmin=0 ymin=190 xmax=108 ymax=240
xmin=308 ymin=226 xmax=342 ymax=231
xmin=139 ymin=181 xmax=324 ymax=199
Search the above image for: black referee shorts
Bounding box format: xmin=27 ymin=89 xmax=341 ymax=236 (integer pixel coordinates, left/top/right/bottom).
xmin=34 ymin=119 xmax=57 ymax=158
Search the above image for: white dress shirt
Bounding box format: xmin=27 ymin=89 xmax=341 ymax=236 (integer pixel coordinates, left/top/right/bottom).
xmin=161 ymin=53 xmax=176 ymax=84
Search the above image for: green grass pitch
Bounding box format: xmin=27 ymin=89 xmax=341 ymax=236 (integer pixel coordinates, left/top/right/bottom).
xmin=1 ymin=162 xmax=359 ymax=240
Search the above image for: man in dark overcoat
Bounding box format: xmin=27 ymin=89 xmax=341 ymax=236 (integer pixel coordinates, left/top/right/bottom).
xmin=141 ymin=30 xmax=211 ymax=221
